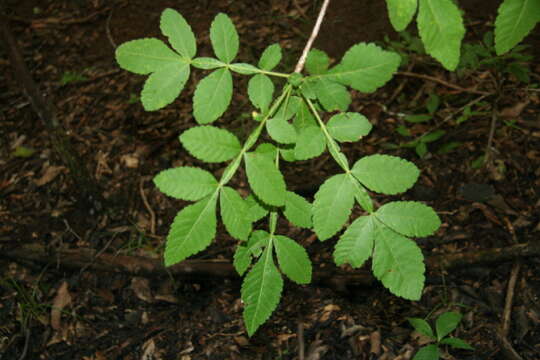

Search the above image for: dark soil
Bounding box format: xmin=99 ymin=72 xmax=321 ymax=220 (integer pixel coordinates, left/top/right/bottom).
xmin=1 ymin=0 xmax=540 ymax=359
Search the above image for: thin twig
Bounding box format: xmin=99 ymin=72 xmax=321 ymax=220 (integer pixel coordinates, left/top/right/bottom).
xmin=485 ymin=100 xmax=499 ymax=167
xmin=502 ymin=263 xmax=520 ymax=337
xmin=105 ymin=7 xmax=116 ymax=49
xmin=294 ymin=0 xmax=330 ymax=73
xmin=140 ymin=177 xmax=156 ymax=235
xmin=397 ymin=71 xmax=491 ymax=95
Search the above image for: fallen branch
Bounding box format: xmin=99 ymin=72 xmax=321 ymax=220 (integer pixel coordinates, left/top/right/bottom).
xmin=2 ymin=241 xmax=539 ymax=288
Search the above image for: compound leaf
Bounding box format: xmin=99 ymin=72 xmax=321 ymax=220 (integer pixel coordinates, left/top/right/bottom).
xmin=294 ymin=126 xmax=326 ymax=160
xmin=115 ymin=38 xmax=182 ymax=75
xmin=327 ymin=112 xmax=372 ymax=142
xmin=241 ymin=243 xmax=283 ymax=336
xmin=305 ymin=48 xmax=330 ymax=75
xmin=376 ymin=201 xmax=441 ymax=237
xmin=141 ymin=62 xmax=190 ymax=111
xmin=248 ymin=74 xmax=274 ymax=111
xmin=334 ymin=215 xmax=376 ymax=267
xmin=326 ymin=43 xmax=400 ymax=93
xmin=372 ymin=225 xmax=425 ymax=300
xmin=210 ymin=13 xmax=239 ymax=63
xmin=313 ymin=174 xmax=355 ymax=241
xmin=220 ymin=186 xmax=252 ymax=240
xmin=495 ymin=0 xmax=540 ymax=55
xmin=258 ymin=43 xmax=282 ymax=70
xmin=154 ymin=166 xmax=217 ymax=201
xmin=164 ymin=195 xmax=217 ymax=266
xmin=266 ymin=118 xmax=297 ymax=144
xmin=314 ymin=79 xmax=351 ymax=112
xmin=385 ymin=0 xmax=418 ymax=31
xmin=417 ymin=0 xmax=466 ymax=70
xmin=274 ymin=235 xmax=312 ymax=284
xmin=284 ymin=191 xmax=312 ymax=228
xmin=160 ymin=8 xmax=196 ymax=58
xmin=352 ymin=155 xmax=419 ymax=195
xmin=436 ymin=312 xmax=462 ymax=341
xmin=180 ymin=125 xmax=241 ymax=162
xmin=193 ymin=67 xmax=233 ymax=124
xmin=244 ymin=152 xmax=286 ymax=207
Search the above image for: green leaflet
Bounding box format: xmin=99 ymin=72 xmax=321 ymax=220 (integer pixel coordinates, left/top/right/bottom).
xmin=313 ymin=79 xmax=351 ymax=112
xmin=327 ymin=112 xmax=372 ymax=142
xmin=408 ymin=318 xmax=436 ymax=338
xmin=334 ymin=215 xmax=376 ymax=267
xmin=234 ymin=230 xmax=270 ymax=275
xmin=255 ymin=142 xmax=278 ymax=161
xmin=294 ymin=126 xmax=326 ymax=160
xmin=245 ymin=194 xmax=270 ymax=222
xmin=248 ymin=74 xmax=274 ymax=111
xmin=376 ymin=201 xmax=441 ymax=237
xmin=372 ymin=224 xmax=425 ymax=300
xmin=241 ymin=241 xmax=283 ymax=336
xmin=495 ymin=0 xmax=540 ymax=55
xmin=293 ymin=100 xmax=317 ymax=130
xmin=233 ymin=246 xmax=251 ymax=276
xmin=210 ymin=13 xmax=239 ymax=63
xmin=153 ymin=166 xmax=217 ymax=201
xmin=284 ymin=191 xmax=313 ymax=228
xmin=274 ymin=96 xmax=301 ymax=122
xmin=436 ymin=312 xmax=462 ymax=341
xmin=349 ymin=174 xmax=374 ymax=213
xmin=160 ymin=8 xmax=196 ymax=59
xmin=258 ymin=43 xmax=282 ymax=71
xmin=266 ymin=117 xmax=297 ymax=144
xmin=325 ymin=43 xmax=401 ymax=93
xmin=417 ymin=0 xmax=466 ymax=71
xmin=244 ymin=152 xmax=287 ymax=206
xmin=191 ymin=57 xmax=225 ymax=69
xmin=352 ymin=154 xmax=419 ymax=195
xmin=385 ymin=0 xmax=418 ymax=32
xmin=274 ymin=235 xmax=312 ymax=284
xmin=414 ymin=344 xmax=440 ymax=359
xmin=141 ymin=62 xmax=190 ymax=111
xmin=305 ymin=48 xmax=330 ymax=75
xmin=220 ymin=186 xmax=252 ymax=240
xmin=180 ymin=125 xmax=241 ymax=163
xmin=115 ymin=38 xmax=183 ymax=75
xmin=312 ymin=173 xmax=356 ymax=241
xmin=164 ymin=195 xmax=217 ymax=266
xmin=439 ymin=337 xmax=474 ymax=350
xmin=193 ymin=67 xmax=233 ymax=124
xmin=326 ymin=137 xmax=349 ymax=171
xmin=230 ymin=63 xmax=259 ymax=75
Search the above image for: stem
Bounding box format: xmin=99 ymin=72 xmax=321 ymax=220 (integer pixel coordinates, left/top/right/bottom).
xmin=294 ymin=0 xmax=331 ymax=73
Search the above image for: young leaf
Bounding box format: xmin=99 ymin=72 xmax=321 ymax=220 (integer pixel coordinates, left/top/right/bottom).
xmin=115 ymin=38 xmax=183 ymax=75
xmin=230 ymin=63 xmax=259 ymax=75
xmin=305 ymin=48 xmax=330 ymax=75
xmin=352 ymin=155 xmax=419 ymax=195
xmin=210 ymin=13 xmax=239 ymax=63
xmin=439 ymin=337 xmax=474 ymax=350
xmin=154 ymin=166 xmax=217 ymax=201
xmin=417 ymin=0 xmax=466 ymax=71
xmin=266 ymin=118 xmax=297 ymax=144
xmin=404 ymin=114 xmax=432 ymax=123
xmin=376 ymin=201 xmax=441 ymax=237
xmin=220 ymin=186 xmax=252 ymax=240
xmin=193 ymin=67 xmax=233 ymax=124
xmin=435 ymin=312 xmax=462 ymax=341
xmin=241 ymin=243 xmax=283 ymax=336
xmin=180 ymin=125 xmax=241 ymax=162
xmin=160 ymin=8 xmax=197 ymax=59
xmin=233 ymin=245 xmax=251 ymax=276
xmin=334 ymin=215 xmax=376 ymax=267
xmin=412 ymin=344 xmax=439 ymax=360
xmin=326 ymin=138 xmax=349 ymax=170
xmin=258 ymin=43 xmax=282 ymax=71
xmin=327 ymin=112 xmax=372 ymax=142
xmin=372 ymin=225 xmax=425 ymax=300
xmin=274 ymin=235 xmax=312 ymax=284
xmin=191 ymin=57 xmax=225 ymax=69
xmin=293 ymin=101 xmax=317 ymax=130
xmin=385 ymin=0 xmax=418 ymax=32
xmin=495 ymin=0 xmax=540 ymax=55
xmin=326 ymin=43 xmax=401 ymax=93
xmin=141 ymin=62 xmax=190 ymax=111
xmin=294 ymin=126 xmax=326 ymax=160
xmin=164 ymin=195 xmax=217 ymax=266
xmin=248 ymin=74 xmax=274 ymax=111
xmin=349 ymin=175 xmax=374 ymax=213
xmin=284 ymin=191 xmax=312 ymax=228
xmin=313 ymin=174 xmax=356 ymax=241
xmin=244 ymin=152 xmax=287 ymax=207
xmin=255 ymin=142 xmax=278 ymax=160
xmin=245 ymin=194 xmax=270 ymax=222
xmin=408 ymin=318 xmax=436 ymax=339
xmin=313 ymin=79 xmax=351 ymax=112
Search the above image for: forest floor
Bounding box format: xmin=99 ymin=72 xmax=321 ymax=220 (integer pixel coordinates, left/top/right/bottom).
xmin=1 ymin=0 xmax=540 ymax=359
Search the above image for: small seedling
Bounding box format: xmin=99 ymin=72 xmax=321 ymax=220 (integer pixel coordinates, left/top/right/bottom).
xmin=408 ymin=311 xmax=473 ymax=359
xmin=59 ymin=71 xmax=87 ymax=86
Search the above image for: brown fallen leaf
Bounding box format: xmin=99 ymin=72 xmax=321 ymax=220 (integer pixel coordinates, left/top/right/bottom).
xmin=35 ymin=165 xmax=65 ymax=186
xmin=50 ymin=281 xmax=72 ymax=330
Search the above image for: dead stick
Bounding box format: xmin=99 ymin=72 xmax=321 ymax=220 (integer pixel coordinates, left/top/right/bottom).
xmin=294 ymin=0 xmax=330 ymax=73
xmin=502 ymin=263 xmax=520 ymax=337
